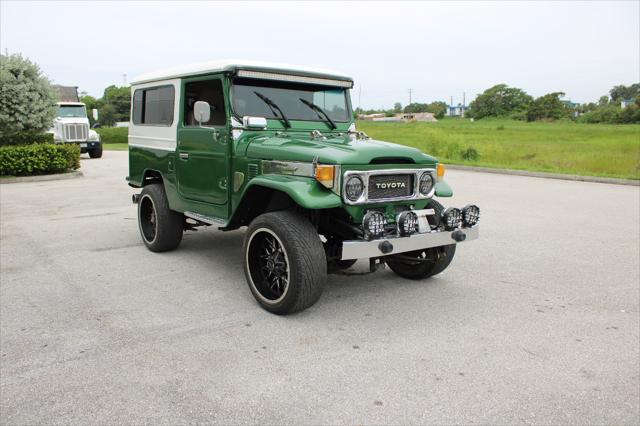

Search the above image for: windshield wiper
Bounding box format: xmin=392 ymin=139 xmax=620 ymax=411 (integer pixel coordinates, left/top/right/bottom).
xmin=299 ymin=98 xmax=337 ymax=130
xmin=253 ymin=91 xmax=291 ymax=128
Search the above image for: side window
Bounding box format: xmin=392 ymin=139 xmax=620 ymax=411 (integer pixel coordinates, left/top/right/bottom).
xmin=183 ymin=79 xmax=226 ymax=126
xmin=132 ymin=90 xmax=143 ymax=124
xmin=131 ymin=85 xmax=175 ymax=126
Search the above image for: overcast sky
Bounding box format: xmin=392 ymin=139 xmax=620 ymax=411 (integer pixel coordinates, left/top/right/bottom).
xmin=1 ymin=1 xmax=638 ymax=108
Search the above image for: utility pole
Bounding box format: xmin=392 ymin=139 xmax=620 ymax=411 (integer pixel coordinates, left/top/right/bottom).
xmin=408 ymin=88 xmax=412 ymax=106
xmin=122 ymin=74 xmax=127 ymax=86
xmin=450 ymin=96 xmax=453 ymax=116
xmin=462 ymin=92 xmax=466 ymax=118
xmin=358 ymin=85 xmax=362 ymax=111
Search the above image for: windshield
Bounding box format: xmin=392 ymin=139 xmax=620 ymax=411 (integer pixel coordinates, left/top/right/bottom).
xmin=57 ymin=105 xmax=87 ymax=118
xmin=231 ymin=78 xmax=351 ymax=123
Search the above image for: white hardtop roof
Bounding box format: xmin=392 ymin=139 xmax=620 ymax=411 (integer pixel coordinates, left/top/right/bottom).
xmin=131 ymin=59 xmax=353 ymax=85
xmin=56 ymin=102 xmax=85 ymax=106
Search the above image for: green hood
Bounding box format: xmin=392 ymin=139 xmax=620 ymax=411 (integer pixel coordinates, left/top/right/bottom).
xmin=244 ymin=133 xmax=436 ymax=165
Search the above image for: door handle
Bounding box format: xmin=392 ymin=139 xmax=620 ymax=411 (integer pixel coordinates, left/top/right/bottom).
xmin=179 ymin=152 xmax=189 ymax=160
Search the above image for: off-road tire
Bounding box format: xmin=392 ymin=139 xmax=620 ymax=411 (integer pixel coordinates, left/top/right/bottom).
xmin=243 ymin=211 xmax=326 ymax=315
xmin=89 ymin=144 xmax=103 ymax=158
xmin=386 ymin=200 xmax=456 ymax=280
xmin=137 ymin=183 xmax=183 ymax=252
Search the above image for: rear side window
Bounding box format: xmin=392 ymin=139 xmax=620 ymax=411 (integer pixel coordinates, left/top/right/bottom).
xmin=132 ymin=85 xmax=175 ymax=126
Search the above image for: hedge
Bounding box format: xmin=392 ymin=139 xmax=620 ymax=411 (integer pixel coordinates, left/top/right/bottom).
xmin=0 ymin=143 xmax=80 ymax=176
xmin=95 ymin=127 xmax=127 ymax=144
xmin=0 ymin=132 xmax=53 ymax=146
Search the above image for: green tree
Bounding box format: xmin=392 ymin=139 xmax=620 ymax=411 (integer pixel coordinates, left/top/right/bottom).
xmin=609 ymin=84 xmax=640 ymax=103
xmin=426 ymin=101 xmax=448 ymax=119
xmin=98 ymin=103 xmax=118 ymax=126
xmin=79 ymin=94 xmax=103 ymax=126
xmin=467 ymin=84 xmax=533 ymax=119
xmin=598 ymin=96 xmax=609 ymax=106
xmin=527 ymin=92 xmax=570 ymax=122
xmin=102 ymin=85 xmax=131 ymax=123
xmin=0 ymin=54 xmax=57 ymax=139
xmin=393 ymin=102 xmax=402 ymax=113
xmin=403 ymin=102 xmax=430 ymax=113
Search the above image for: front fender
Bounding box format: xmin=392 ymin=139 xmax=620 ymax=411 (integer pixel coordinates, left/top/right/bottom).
xmin=244 ymin=175 xmax=342 ymax=210
xmin=435 ymin=180 xmax=453 ymax=197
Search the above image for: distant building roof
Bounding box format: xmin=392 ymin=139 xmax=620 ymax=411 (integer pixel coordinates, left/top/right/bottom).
xmin=52 ymin=85 xmax=79 ymax=102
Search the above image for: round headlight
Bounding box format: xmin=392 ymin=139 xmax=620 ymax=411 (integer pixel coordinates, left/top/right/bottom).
xmin=363 ymin=210 xmax=386 ymax=239
xmin=419 ymin=172 xmax=434 ymax=196
xmin=397 ymin=211 xmax=418 ymax=236
xmin=442 ymin=207 xmax=462 ymax=230
xmin=345 ymin=175 xmax=364 ymax=202
xmin=462 ymin=205 xmax=480 ymax=227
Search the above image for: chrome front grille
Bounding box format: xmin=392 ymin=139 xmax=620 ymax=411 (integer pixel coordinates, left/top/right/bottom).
xmin=342 ymin=168 xmax=437 ymax=205
xmin=368 ymin=174 xmax=414 ymax=200
xmin=63 ymin=124 xmax=88 ymax=142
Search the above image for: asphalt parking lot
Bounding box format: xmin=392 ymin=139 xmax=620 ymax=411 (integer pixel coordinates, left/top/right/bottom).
xmin=1 ymin=150 xmax=638 ymax=424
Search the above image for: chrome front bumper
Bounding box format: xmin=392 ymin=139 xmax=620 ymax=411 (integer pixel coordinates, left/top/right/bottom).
xmin=340 ymin=226 xmax=479 ymax=260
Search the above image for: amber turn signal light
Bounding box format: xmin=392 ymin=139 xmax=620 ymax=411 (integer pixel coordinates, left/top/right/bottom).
xmin=315 ymin=165 xmax=335 ymax=188
xmin=437 ymin=163 xmax=445 ymax=180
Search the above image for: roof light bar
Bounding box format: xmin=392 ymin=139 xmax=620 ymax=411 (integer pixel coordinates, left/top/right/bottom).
xmin=236 ymin=70 xmax=353 ymax=88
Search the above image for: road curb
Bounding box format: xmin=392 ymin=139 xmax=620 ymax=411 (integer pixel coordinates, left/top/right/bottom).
xmin=446 ymin=165 xmax=639 ymax=186
xmin=0 ymin=170 xmax=83 ymax=184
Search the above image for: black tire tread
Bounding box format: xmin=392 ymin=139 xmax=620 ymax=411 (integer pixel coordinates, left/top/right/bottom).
xmin=386 ymin=199 xmax=456 ymax=280
xmin=243 ymin=211 xmax=326 ymax=314
xmin=139 ymin=183 xmax=183 ymax=252
xmin=89 ymin=144 xmax=103 ymax=158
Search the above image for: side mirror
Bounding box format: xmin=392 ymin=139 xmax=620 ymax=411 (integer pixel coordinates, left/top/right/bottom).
xmin=193 ymin=101 xmax=211 ymax=124
xmin=243 ymin=116 xmax=267 ymax=129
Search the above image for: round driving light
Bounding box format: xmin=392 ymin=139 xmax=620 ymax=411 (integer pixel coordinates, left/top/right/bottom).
xmin=363 ymin=211 xmax=386 ymax=239
xmin=419 ymin=172 xmax=434 ymax=195
xmin=397 ymin=211 xmax=418 ymax=236
xmin=442 ymin=207 xmax=462 ymax=230
xmin=345 ymin=175 xmax=364 ymax=202
xmin=461 ymin=205 xmax=480 ymax=227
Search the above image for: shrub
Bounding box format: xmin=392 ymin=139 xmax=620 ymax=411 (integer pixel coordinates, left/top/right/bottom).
xmin=578 ymin=105 xmax=621 ymax=123
xmin=0 ymin=54 xmax=57 ymax=138
xmin=95 ymin=127 xmax=127 ymax=144
xmin=461 ymin=147 xmax=480 ymax=161
xmin=0 ymin=143 xmax=80 ymax=176
xmin=0 ymin=132 xmax=53 ymax=147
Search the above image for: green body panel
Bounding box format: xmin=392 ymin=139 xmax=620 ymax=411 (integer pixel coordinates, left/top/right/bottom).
xmin=128 ymin=68 xmax=453 ymax=226
xmin=435 ymin=180 xmax=453 ymax=197
xmin=243 ymin=175 xmax=342 ymax=210
xmin=243 ymin=133 xmax=435 ymax=165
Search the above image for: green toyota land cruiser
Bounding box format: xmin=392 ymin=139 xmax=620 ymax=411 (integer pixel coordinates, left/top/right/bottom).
xmin=127 ymin=60 xmax=480 ymax=314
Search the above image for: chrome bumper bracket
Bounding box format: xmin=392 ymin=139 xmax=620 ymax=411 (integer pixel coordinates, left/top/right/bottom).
xmin=340 ymin=226 xmax=479 ymax=260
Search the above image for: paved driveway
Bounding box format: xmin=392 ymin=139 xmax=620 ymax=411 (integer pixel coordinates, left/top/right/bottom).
xmin=1 ymin=151 xmax=638 ymax=424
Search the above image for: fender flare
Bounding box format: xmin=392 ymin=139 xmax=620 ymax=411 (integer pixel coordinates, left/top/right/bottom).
xmin=242 ymin=175 xmax=342 ymax=210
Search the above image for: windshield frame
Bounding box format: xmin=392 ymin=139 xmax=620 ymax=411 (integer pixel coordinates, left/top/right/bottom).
xmin=229 ymin=78 xmax=353 ymax=126
xmin=57 ymin=105 xmax=87 ymax=118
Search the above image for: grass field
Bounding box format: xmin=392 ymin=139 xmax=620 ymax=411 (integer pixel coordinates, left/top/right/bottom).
xmin=358 ymin=118 xmax=640 ymax=179
xmin=100 ymin=119 xmax=640 ymax=179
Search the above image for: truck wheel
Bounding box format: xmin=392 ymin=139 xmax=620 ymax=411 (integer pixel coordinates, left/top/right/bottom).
xmin=137 ymin=183 xmax=183 ymax=252
xmin=386 ymin=199 xmax=456 ymax=280
xmin=89 ymin=144 xmax=103 ymax=158
xmin=243 ymin=211 xmax=326 ymax=314
xmin=328 ymin=259 xmax=357 ymax=271
xmin=386 ymin=245 xmax=456 ymax=280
